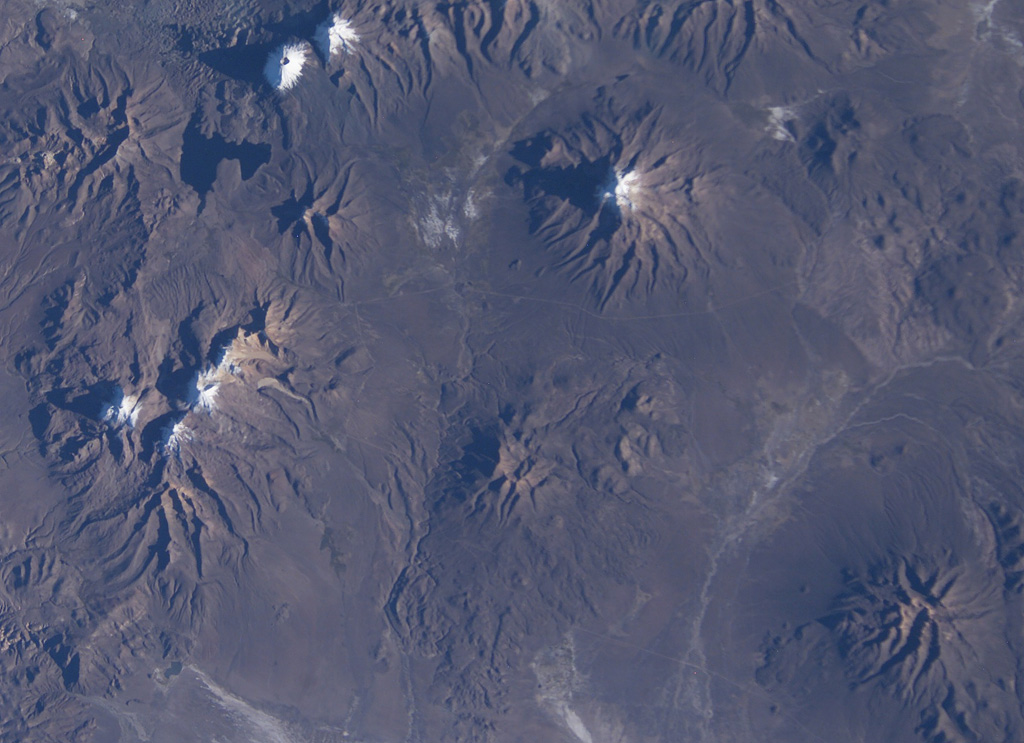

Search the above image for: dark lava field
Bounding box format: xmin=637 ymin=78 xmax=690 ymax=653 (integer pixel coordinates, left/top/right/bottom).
xmin=2 ymin=0 xmax=1024 ymax=741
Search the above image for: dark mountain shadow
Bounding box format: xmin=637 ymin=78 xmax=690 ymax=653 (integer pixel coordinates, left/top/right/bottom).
xmin=271 ymin=184 xmax=315 ymax=235
xmin=180 ymin=116 xmax=271 ymax=204
xmin=44 ymin=382 xmax=118 ymax=420
xmin=198 ymin=42 xmax=278 ymax=86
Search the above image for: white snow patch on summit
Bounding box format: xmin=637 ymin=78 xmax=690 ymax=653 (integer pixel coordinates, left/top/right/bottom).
xmin=602 ymin=170 xmax=641 ymax=211
xmin=101 ymin=387 xmax=140 ymax=428
xmin=613 ymin=170 xmax=640 ymax=210
xmin=190 ymin=352 xmax=243 ymax=413
xmin=265 ymin=43 xmax=310 ymax=91
xmin=316 ymin=12 xmax=359 ymax=60
xmin=193 ymin=370 xmax=221 ymax=413
xmin=163 ymin=420 xmax=191 ymax=455
xmin=187 ymin=342 xmax=249 ymax=414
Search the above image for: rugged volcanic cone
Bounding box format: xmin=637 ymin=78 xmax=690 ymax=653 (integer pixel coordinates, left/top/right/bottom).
xmin=315 ymin=12 xmax=360 ymax=62
xmin=263 ymin=42 xmax=311 ymax=91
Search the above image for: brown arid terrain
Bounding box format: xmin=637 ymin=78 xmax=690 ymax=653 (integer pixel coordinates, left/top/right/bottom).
xmin=2 ymin=1 xmax=1024 ymax=741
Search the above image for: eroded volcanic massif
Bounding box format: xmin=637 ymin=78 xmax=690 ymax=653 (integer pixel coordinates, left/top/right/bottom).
xmin=2 ymin=1 xmax=1024 ymax=742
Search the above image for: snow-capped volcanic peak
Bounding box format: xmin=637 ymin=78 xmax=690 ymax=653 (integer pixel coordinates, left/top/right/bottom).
xmin=614 ymin=171 xmax=641 ymax=210
xmin=163 ymin=420 xmax=191 ymax=454
xmin=102 ymin=387 xmax=140 ymax=428
xmin=265 ymin=43 xmax=310 ymax=90
xmin=602 ymin=170 xmax=641 ymax=211
xmin=188 ymin=344 xmax=246 ymax=413
xmin=192 ymin=369 xmax=221 ymax=412
xmin=316 ymin=13 xmax=359 ymax=59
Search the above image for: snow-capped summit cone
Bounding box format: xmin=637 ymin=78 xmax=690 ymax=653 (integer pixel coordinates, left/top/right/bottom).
xmin=162 ymin=418 xmax=191 ymax=455
xmin=315 ymin=12 xmax=359 ymax=61
xmin=264 ymin=42 xmax=311 ymax=90
xmin=101 ymin=387 xmax=141 ymax=428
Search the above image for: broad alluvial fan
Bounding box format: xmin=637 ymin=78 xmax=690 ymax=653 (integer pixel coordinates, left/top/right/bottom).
xmin=3 ymin=0 xmax=1024 ymax=742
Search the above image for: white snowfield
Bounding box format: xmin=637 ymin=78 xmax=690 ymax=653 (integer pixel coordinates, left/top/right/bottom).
xmin=612 ymin=170 xmax=640 ymax=211
xmin=163 ymin=420 xmax=191 ymax=454
xmin=190 ymin=343 xmax=243 ymax=413
xmin=102 ymin=387 xmax=141 ymax=428
xmin=264 ymin=43 xmax=310 ymax=91
xmin=264 ymin=13 xmax=358 ymax=91
xmin=192 ymin=369 xmax=220 ymax=412
xmin=602 ymin=169 xmax=641 ymax=212
xmin=315 ymin=13 xmax=359 ymax=60
xmin=163 ymin=343 xmax=247 ymax=455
